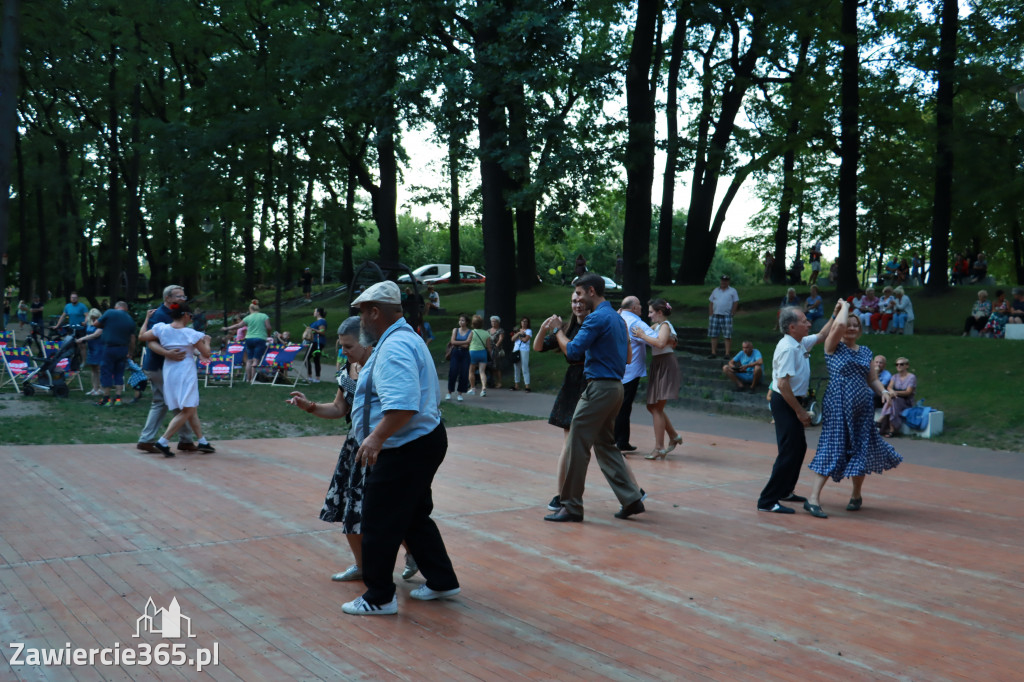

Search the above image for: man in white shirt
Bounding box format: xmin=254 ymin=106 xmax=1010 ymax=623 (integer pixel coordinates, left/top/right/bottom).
xmin=614 ymin=296 xmax=656 ymax=452
xmin=757 ymin=303 xmax=837 ymax=513
xmin=707 ymin=275 xmax=739 ymax=359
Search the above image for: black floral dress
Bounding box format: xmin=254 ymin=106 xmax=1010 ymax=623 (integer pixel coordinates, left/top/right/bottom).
xmin=319 ymin=365 xmax=369 ymax=533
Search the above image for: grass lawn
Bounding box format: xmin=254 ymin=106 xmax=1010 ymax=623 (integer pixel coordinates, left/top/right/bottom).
xmin=5 ymin=279 xmax=1017 ymax=452
xmin=0 ymin=380 xmax=535 ymax=446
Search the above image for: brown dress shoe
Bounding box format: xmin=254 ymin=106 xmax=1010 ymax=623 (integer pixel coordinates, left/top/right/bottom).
xmin=176 ymin=442 xmax=197 ymax=452
xmin=136 ymin=442 xmax=158 ymax=453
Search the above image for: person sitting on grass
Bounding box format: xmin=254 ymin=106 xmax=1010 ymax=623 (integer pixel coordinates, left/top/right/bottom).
xmin=722 ymin=340 xmax=763 ymax=391
xmin=804 ymin=285 xmax=824 ymax=325
xmin=962 ymin=290 xmax=991 ymax=336
xmin=981 ymin=290 xmax=1010 ymax=339
xmin=1008 ymin=288 xmax=1024 ymax=325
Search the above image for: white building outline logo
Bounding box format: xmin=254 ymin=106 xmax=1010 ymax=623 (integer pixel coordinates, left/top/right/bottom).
xmin=133 ymin=597 xmax=196 ymax=639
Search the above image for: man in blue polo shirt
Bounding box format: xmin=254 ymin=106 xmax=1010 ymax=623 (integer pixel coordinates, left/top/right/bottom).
xmin=340 ymin=280 xmax=459 ymax=616
xmin=77 ymin=301 xmax=136 ymax=406
xmin=54 ymin=291 xmax=89 ymax=329
xmin=543 ymin=273 xmax=645 ymax=523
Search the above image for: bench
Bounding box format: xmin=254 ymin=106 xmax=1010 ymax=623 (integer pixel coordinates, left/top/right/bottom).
xmin=899 ymin=410 xmax=944 ymax=438
xmin=1006 ymin=324 xmax=1024 ymax=340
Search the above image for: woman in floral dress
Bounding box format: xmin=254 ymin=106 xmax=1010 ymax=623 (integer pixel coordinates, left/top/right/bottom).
xmin=804 ymin=300 xmax=902 ymax=518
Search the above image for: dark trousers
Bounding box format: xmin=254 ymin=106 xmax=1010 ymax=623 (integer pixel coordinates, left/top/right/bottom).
xmin=613 ymin=377 xmax=641 ymax=447
xmin=360 ymin=424 xmax=458 ymax=605
xmin=963 ymin=315 xmax=988 ymax=334
xmin=758 ymin=391 xmax=807 ymax=508
xmin=100 ymin=345 xmax=128 ymax=389
xmin=448 ymin=348 xmax=469 ymax=393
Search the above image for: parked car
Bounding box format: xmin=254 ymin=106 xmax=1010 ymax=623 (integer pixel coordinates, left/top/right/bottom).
xmin=424 ymin=271 xmax=487 ymax=285
xmin=398 ymin=263 xmax=479 ymax=284
xmin=571 ymin=275 xmax=620 ymax=291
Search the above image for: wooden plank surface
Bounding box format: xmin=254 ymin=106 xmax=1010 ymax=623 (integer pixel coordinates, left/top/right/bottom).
xmin=1 ymin=420 xmax=1022 ymax=681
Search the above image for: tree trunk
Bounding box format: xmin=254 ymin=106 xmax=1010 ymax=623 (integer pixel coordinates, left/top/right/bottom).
xmin=106 ymin=44 xmax=123 ymax=300
xmin=448 ymin=129 xmax=461 ymax=290
xmin=476 ymin=0 xmax=516 ymax=334
xmin=622 ymin=0 xmax=660 ymax=304
xmin=508 ymin=82 xmax=536 ymax=291
xmin=243 ymin=169 xmax=257 ymax=299
xmin=677 ymin=14 xmax=764 ymax=285
xmin=656 ymin=6 xmax=686 ymax=286
xmin=374 ymin=107 xmax=400 ymax=266
xmin=836 ymin=0 xmax=859 ymax=297
xmin=1011 ymin=215 xmax=1023 ymax=285
xmin=926 ymin=0 xmax=958 ymax=294
xmin=0 ymin=0 xmax=19 ymax=297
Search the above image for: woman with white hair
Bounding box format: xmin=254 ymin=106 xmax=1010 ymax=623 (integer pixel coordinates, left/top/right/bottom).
xmin=487 ymin=315 xmax=506 ymax=389
xmin=890 ymin=287 xmax=914 ymax=334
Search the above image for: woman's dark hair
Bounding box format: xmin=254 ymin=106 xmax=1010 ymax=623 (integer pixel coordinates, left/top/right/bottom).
xmin=315 ymin=307 xmax=326 ymax=318
xmin=520 ymin=316 xmax=531 ymax=329
xmin=649 ymin=298 xmax=672 ymax=317
xmin=995 ymin=289 xmax=1004 ymax=298
xmin=168 ymin=302 xmax=193 ymax=320
xmin=458 ymin=313 xmax=469 ymax=325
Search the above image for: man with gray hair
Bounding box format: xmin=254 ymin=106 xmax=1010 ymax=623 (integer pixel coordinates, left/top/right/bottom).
xmin=614 ymin=295 xmax=656 ymax=452
xmin=342 ymin=280 xmax=459 ymax=616
xmin=757 ymin=302 xmax=839 ymax=513
xmin=137 ymin=285 xmax=196 ymax=453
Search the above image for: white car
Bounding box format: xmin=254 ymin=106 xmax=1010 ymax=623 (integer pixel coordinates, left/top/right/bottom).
xmin=572 ymin=275 xmax=620 ymax=291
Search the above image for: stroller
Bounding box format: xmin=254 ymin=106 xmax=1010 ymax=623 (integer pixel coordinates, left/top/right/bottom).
xmin=21 ymin=332 xmax=81 ymax=398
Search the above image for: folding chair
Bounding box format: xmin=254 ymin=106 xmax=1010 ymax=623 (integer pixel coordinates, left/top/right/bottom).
xmin=250 ymin=343 xmax=304 ymax=387
xmin=225 ymin=342 xmax=246 ymax=380
xmin=0 ymin=330 xmax=15 ymax=351
xmin=204 ymin=353 xmax=235 ymax=388
xmin=0 ymin=346 xmax=35 ymax=393
xmin=41 ymin=339 xmax=84 ymax=392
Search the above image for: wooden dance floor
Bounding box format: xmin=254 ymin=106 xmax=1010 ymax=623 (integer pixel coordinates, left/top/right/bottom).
xmin=1 ymin=421 xmax=1021 ymax=681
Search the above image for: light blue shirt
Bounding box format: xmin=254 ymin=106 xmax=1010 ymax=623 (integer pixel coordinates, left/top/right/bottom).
xmin=352 ymin=318 xmax=441 ymax=448
xmin=731 ymin=348 xmax=762 ymax=380
xmin=619 ymin=309 xmax=655 ymax=383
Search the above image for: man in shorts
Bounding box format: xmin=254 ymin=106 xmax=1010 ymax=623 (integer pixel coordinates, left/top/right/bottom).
xmin=707 ymin=275 xmax=738 ymax=359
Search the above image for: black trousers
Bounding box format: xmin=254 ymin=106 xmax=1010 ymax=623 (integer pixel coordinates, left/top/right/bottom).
xmin=758 ymin=391 xmax=807 ymax=508
xmin=613 ymin=377 xmax=641 ymax=447
xmin=963 ymin=315 xmax=988 ymax=334
xmin=360 ymin=423 xmax=459 ymax=604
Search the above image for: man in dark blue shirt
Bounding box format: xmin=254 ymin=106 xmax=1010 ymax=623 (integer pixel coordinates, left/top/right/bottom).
xmin=542 ymin=273 xmax=645 ymax=523
xmin=137 ymin=284 xmax=195 ymax=453
xmin=77 ymin=301 xmax=136 ymax=406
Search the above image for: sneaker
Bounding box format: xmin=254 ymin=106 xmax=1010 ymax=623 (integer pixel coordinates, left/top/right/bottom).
xmin=409 ymin=585 xmax=461 ymax=601
xmin=466 ymin=389 xmax=475 ymax=396
xmin=445 ymin=393 xmax=451 ymax=401
xmin=342 ymin=595 xmax=397 ymax=615
xmin=95 ymin=397 xmax=110 ymax=407
xmin=331 ymin=564 xmax=363 ymax=582
xmin=154 ymin=442 xmax=174 ymax=458
xmin=456 ymin=395 xmax=463 ymax=402
xmin=546 ymin=495 xmax=562 ymax=512
xmin=480 ymin=389 xmax=486 ymax=397
xmin=196 ymin=442 xmax=216 ymax=454
xmin=112 ymin=397 xmax=122 ymax=406
xmin=757 ymin=503 xmax=795 ymax=514
xmin=401 ymin=554 xmax=419 ymax=580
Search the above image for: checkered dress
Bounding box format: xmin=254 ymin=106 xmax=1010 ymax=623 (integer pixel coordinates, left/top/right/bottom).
xmin=126 ymin=361 xmax=148 ymax=389
xmin=809 ymin=343 xmax=902 ymax=482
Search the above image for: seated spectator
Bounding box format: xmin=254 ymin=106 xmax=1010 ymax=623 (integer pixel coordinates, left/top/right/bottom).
xmin=981 ymin=290 xmax=1009 ymax=339
xmin=884 ymin=257 xmax=900 ymax=281
xmin=872 ymin=355 xmax=891 ymax=409
xmin=962 ymin=290 xmax=991 ymax=336
xmin=804 ymin=285 xmax=824 ymax=324
xmin=856 ymin=287 xmax=879 ymax=331
xmin=951 ymin=253 xmax=969 ymax=285
xmin=426 ymin=285 xmax=441 ymax=314
xmin=722 ymin=340 xmax=763 ymax=391
xmin=1009 ymin=288 xmax=1024 ymax=325
xmin=895 ymin=259 xmax=910 ymax=284
xmin=780 ymin=287 xmax=801 ymax=308
xmin=877 ymin=357 xmax=916 ymax=438
xmin=872 ymin=286 xmax=895 ymax=332
xmin=890 ymin=286 xmax=914 ymax=334
xmin=970 ymin=253 xmax=988 ymax=283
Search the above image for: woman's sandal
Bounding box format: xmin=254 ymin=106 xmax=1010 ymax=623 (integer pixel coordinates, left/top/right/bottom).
xmin=645 ymin=448 xmax=669 ymax=460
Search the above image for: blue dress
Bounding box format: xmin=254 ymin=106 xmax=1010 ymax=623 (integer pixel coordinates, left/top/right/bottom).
xmin=810 ymin=343 xmax=902 ymax=482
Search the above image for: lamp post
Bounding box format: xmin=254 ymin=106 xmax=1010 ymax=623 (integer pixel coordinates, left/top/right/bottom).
xmin=201 ymin=216 xmax=229 ymax=329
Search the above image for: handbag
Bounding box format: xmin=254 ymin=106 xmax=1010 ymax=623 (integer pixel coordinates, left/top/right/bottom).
xmin=511 ymin=349 xmax=521 ymax=364
xmin=444 ymin=343 xmax=453 ymax=361
xmin=302 ymin=326 xmax=314 ymax=342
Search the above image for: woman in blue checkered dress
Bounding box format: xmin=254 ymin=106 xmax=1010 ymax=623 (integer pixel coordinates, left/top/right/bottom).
xmin=804 ymin=300 xmax=902 ymax=518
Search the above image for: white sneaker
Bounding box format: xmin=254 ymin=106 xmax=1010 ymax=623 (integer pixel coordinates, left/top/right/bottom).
xmin=480 ymin=389 xmax=486 ymax=397
xmin=409 ymin=585 xmax=461 ymax=601
xmin=466 ymin=389 xmax=475 ymax=395
xmin=456 ymin=395 xmax=464 ymax=402
xmin=445 ymin=393 xmax=451 ymax=401
xmin=331 ymin=564 xmax=362 ymax=582
xmin=342 ymin=595 xmax=397 ymax=615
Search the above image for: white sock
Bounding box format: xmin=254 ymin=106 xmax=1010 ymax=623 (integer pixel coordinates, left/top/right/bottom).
xmin=198 ymin=437 xmax=209 ymax=445
xmin=157 ymin=437 xmax=169 ymax=446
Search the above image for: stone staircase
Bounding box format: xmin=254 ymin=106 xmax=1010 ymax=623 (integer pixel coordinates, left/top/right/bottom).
xmin=638 ymin=326 xmax=776 ymax=420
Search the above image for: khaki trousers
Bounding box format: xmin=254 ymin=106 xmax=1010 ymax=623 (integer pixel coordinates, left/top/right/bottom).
xmin=560 ymin=379 xmax=642 ymax=517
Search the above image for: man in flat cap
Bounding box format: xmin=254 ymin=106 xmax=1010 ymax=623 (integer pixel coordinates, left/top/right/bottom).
xmin=341 ymin=281 xmax=460 ymax=616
